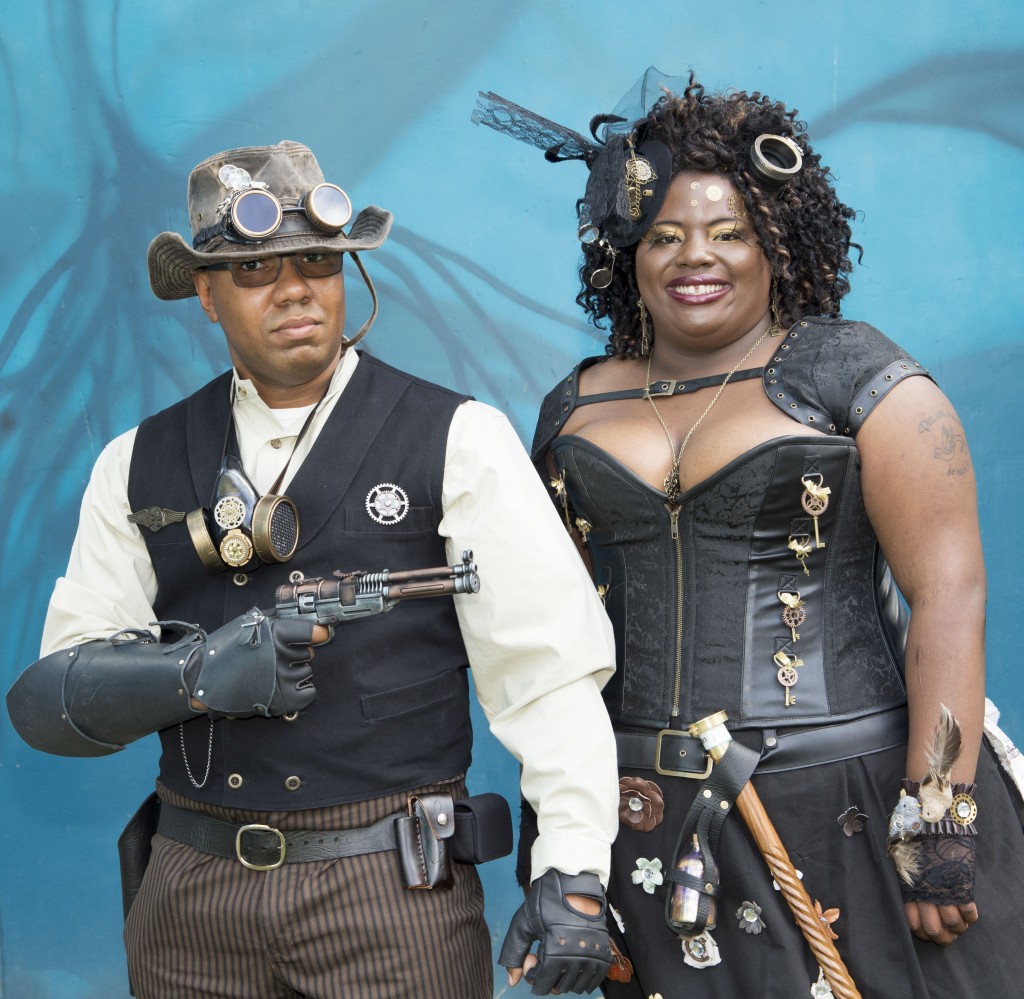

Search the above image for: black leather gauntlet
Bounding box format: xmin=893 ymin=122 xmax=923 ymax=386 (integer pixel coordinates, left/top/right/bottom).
xmin=7 ymin=609 xmax=317 ymax=757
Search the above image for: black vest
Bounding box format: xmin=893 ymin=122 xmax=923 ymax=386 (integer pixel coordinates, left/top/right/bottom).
xmin=127 ymin=353 xmax=473 ymax=809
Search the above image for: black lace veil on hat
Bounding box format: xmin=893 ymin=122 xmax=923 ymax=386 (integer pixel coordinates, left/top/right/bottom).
xmin=472 ymin=67 xmax=690 ymax=249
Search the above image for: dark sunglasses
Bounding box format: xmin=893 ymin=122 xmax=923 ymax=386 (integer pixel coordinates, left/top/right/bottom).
xmin=205 ymin=251 xmax=344 ymax=288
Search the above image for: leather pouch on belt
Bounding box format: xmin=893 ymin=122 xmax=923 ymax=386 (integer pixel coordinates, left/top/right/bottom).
xmin=451 ymin=792 xmax=512 ymax=864
xmin=395 ymin=792 xmax=455 ymax=890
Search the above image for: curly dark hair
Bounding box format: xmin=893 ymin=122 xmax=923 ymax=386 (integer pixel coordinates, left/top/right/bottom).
xmin=578 ymin=74 xmax=860 ymax=358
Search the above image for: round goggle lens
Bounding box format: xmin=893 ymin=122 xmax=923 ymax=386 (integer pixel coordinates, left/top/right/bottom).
xmin=306 ymin=184 xmax=353 ymax=232
xmin=231 ymin=188 xmax=284 ymax=240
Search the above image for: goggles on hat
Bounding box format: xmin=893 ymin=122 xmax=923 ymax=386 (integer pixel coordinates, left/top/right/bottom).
xmin=205 ymin=251 xmax=344 ymax=288
xmin=193 ymin=169 xmax=353 ymax=249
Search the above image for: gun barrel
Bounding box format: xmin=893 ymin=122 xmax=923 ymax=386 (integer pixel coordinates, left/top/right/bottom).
xmin=274 ymin=555 xmax=480 ymax=622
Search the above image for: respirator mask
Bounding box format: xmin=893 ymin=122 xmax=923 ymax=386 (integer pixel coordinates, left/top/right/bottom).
xmin=187 ymin=454 xmax=299 ymax=574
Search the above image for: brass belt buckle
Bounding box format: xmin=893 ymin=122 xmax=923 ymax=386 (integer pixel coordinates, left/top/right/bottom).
xmin=236 ymin=823 xmax=287 ymax=870
xmin=646 ymin=379 xmax=678 ymax=398
xmin=654 ymin=728 xmax=713 ymax=779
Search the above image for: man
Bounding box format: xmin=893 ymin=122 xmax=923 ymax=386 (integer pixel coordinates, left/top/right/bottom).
xmin=7 ymin=140 xmax=618 ymax=998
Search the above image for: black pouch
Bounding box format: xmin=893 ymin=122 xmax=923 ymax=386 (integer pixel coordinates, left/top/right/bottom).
xmin=395 ymin=792 xmax=455 ymax=890
xmin=117 ymin=791 xmax=161 ymax=920
xmin=451 ymin=792 xmax=513 ymax=864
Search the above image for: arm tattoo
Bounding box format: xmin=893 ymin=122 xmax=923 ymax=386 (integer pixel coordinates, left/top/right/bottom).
xmin=917 ymin=409 xmax=971 ymax=476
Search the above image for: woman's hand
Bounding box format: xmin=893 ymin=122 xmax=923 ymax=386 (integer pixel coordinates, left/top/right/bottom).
xmin=904 ymin=900 xmax=978 ymax=945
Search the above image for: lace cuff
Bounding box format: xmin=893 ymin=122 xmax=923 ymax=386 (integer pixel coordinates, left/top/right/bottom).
xmin=899 ymin=834 xmax=976 ymax=906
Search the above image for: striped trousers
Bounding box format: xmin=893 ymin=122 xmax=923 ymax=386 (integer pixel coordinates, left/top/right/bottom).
xmin=125 ymin=780 xmax=492 ymax=999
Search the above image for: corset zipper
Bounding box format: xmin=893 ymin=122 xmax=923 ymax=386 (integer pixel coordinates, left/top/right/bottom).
xmin=668 ymin=504 xmax=684 ymax=720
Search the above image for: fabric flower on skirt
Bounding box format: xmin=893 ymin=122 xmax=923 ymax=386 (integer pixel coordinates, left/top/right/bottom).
xmin=607 ymin=940 xmax=634 ymax=983
xmin=618 ymin=776 xmax=665 ymax=832
xmin=838 ymin=806 xmax=868 ymax=837
xmin=810 ymin=967 xmax=835 ymax=997
xmin=680 ymin=930 xmax=721 ymax=969
xmin=736 ymin=900 xmax=765 ymax=934
xmin=813 ymin=900 xmax=840 ymax=940
xmin=631 ymin=857 xmax=664 ymax=894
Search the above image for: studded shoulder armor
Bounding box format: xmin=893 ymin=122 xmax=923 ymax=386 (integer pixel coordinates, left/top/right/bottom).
xmin=530 ymin=356 xmax=603 ymax=469
xmin=765 ymin=317 xmax=932 ymax=436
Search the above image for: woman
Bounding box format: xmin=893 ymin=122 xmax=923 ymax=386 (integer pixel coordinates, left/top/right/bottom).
xmin=475 ymin=72 xmax=1024 ymax=997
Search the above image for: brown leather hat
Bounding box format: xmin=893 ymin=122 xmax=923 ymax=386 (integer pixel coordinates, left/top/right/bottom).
xmin=147 ymin=140 xmax=392 ymax=300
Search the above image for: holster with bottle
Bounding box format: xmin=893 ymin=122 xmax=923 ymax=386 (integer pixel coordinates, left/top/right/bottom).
xmin=664 ymin=738 xmax=760 ymax=936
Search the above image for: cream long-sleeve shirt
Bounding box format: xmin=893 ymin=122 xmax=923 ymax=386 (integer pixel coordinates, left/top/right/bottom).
xmin=41 ymin=350 xmax=619 ymax=883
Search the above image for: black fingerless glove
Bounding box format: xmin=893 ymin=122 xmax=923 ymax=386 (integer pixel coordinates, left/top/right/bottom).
xmin=900 ymin=833 xmax=976 ymax=906
xmin=498 ymin=869 xmax=613 ymax=995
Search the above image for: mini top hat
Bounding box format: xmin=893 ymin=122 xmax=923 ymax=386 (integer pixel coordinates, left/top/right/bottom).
xmin=147 ymin=140 xmax=392 ymax=300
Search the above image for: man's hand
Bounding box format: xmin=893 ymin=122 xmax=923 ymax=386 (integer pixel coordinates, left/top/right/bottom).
xmin=498 ymin=869 xmax=612 ymax=995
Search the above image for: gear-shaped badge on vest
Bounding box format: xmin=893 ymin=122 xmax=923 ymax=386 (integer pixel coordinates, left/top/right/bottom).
xmin=365 ymin=483 xmax=410 ymax=525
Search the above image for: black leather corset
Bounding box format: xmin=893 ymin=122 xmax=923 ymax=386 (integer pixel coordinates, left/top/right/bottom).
xmin=550 ymin=433 xmax=907 ymax=732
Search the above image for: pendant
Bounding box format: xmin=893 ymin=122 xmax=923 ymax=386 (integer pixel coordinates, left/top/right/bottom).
xmin=663 ymin=467 xmax=681 ymax=504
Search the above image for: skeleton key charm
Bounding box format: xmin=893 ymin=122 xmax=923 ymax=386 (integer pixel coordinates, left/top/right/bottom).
xmin=787 ymin=535 xmax=813 ymax=576
xmin=778 ymin=591 xmax=807 ymax=643
xmin=800 ymin=474 xmax=831 ymax=549
xmin=773 ymin=650 xmax=804 ymax=708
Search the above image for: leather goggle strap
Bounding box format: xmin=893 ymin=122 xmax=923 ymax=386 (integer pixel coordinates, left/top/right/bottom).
xmin=342 ymin=251 xmax=378 ymax=349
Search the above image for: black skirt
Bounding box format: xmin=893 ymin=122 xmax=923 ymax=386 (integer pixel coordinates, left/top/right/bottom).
xmin=603 ymin=739 xmax=1024 ymax=999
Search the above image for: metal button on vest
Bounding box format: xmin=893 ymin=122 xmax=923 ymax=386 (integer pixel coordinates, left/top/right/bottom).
xmin=284 ymin=776 xmax=302 ymax=792
xmin=271 ymin=439 xmax=282 ymax=449
xmin=228 ymin=773 xmax=244 ymax=789
xmin=232 ymin=573 xmax=248 ymax=586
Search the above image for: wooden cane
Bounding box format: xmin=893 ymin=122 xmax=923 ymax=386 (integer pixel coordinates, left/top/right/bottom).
xmin=690 ymin=713 xmax=862 ymax=999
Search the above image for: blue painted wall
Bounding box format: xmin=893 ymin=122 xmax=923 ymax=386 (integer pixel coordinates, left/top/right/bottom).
xmin=1 ymin=2 xmax=1020 ymax=995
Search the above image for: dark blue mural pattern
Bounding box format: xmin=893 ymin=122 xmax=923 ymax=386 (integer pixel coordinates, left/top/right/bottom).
xmin=1 ymin=3 xmax=1021 ymax=995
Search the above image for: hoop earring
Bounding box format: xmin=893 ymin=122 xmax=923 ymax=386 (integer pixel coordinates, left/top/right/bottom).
xmin=769 ymin=280 xmax=783 ymax=336
xmin=638 ymin=299 xmax=651 ymax=356
xmin=588 ymin=238 xmax=618 ymax=290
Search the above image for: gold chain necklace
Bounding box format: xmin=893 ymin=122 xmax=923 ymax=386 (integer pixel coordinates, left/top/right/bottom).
xmin=644 ymin=322 xmax=775 ymax=503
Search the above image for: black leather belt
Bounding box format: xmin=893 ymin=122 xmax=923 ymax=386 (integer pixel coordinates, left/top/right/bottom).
xmin=616 ymin=707 xmax=908 ymax=776
xmin=157 ymin=803 xmax=400 ymax=871
xmin=616 ymin=729 xmax=711 ymax=777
